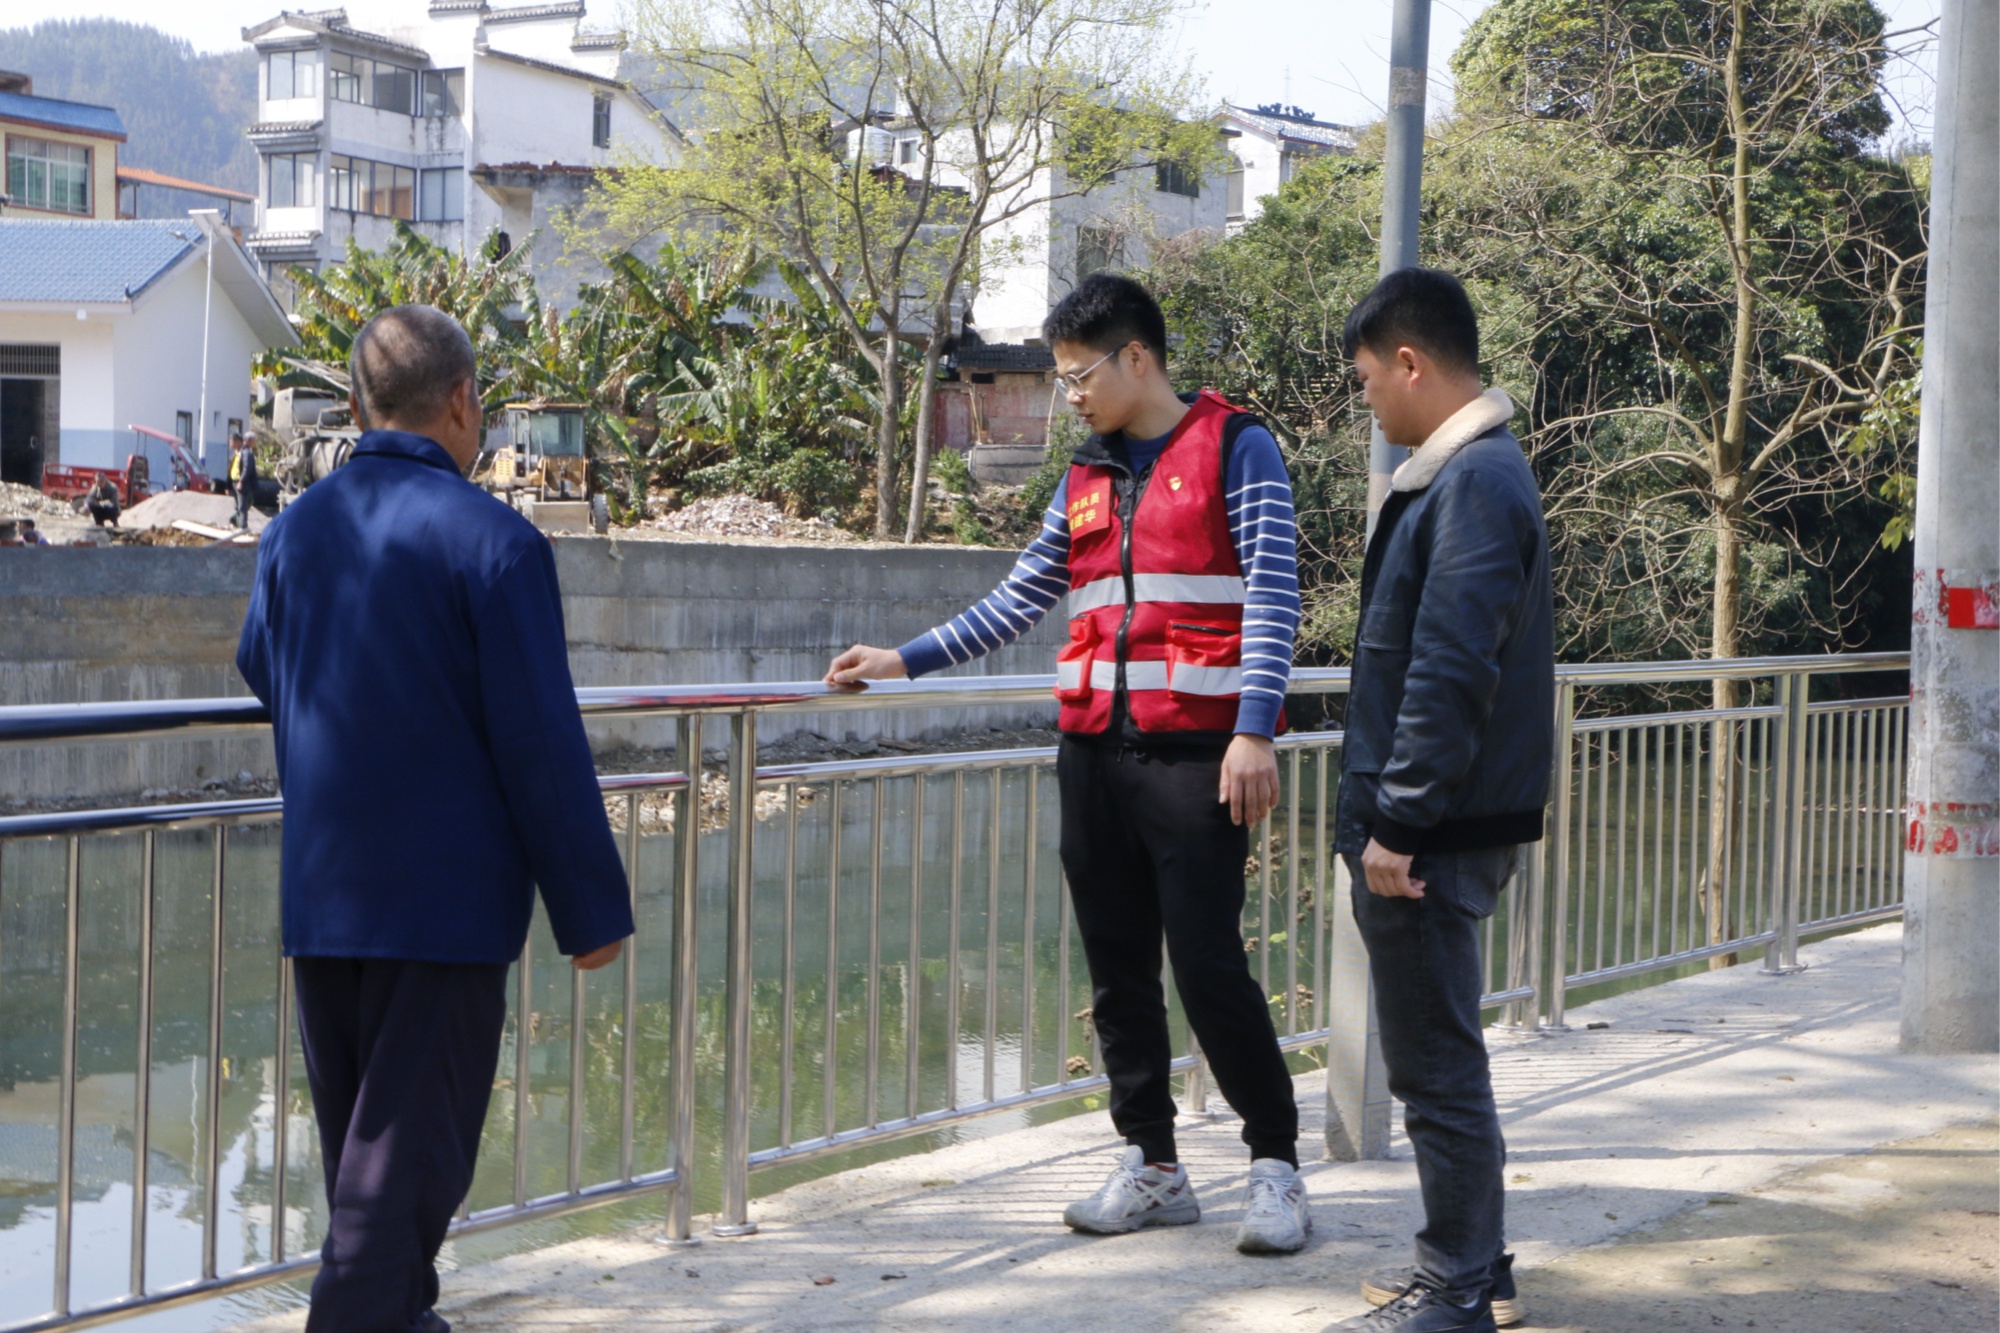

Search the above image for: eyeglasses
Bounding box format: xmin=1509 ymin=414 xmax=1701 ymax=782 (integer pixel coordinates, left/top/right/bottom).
xmin=1054 ymin=347 xmax=1119 ymax=396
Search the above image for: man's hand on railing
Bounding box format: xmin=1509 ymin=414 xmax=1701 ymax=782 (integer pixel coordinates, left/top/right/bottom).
xmin=825 ymin=644 xmax=909 ymax=693
xmin=1221 ymin=733 xmax=1281 ymax=827
xmin=570 ymin=940 xmax=624 ymax=971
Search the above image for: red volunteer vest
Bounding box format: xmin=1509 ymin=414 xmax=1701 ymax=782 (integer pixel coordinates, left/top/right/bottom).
xmin=1054 ymin=390 xmax=1275 ymax=736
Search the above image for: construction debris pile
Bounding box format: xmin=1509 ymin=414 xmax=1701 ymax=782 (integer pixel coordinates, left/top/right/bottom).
xmin=640 ymin=494 xmax=860 ymax=545
xmin=121 ymin=490 xmax=267 ymax=534
xmin=0 ymin=480 xmax=76 ymax=520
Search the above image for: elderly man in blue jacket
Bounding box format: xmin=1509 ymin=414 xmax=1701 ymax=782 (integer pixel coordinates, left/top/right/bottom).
xmin=237 ymin=305 xmax=634 ymax=1333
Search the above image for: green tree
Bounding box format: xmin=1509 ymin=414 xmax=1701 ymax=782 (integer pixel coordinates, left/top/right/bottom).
xmin=261 ymin=223 xmax=536 ymax=408
xmin=595 ymin=0 xmax=1215 ymax=539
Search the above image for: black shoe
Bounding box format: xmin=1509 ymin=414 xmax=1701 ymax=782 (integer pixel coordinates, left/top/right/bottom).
xmin=1325 ymin=1281 xmax=1498 ymax=1332
xmin=413 ymin=1312 xmax=451 ymax=1333
xmin=1362 ymin=1253 xmax=1521 ymax=1326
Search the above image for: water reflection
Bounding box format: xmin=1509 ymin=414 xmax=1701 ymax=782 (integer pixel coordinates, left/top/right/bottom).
xmin=0 ymin=750 xmax=1349 ymax=1330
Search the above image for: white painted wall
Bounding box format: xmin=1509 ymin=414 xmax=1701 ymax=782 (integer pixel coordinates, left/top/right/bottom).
xmin=972 ymin=157 xmax=1227 ymax=341
xmin=0 ymin=313 xmax=116 ymax=469
xmin=107 ymin=254 xmax=264 ymax=477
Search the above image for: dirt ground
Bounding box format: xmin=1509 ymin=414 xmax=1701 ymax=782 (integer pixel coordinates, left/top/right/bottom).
xmin=1526 ymin=1120 xmax=2000 ymax=1333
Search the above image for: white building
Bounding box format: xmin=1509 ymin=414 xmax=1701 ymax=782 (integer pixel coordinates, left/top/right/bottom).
xmin=1216 ymin=103 xmax=1356 ymax=229
xmin=963 ymin=146 xmax=1230 ymax=345
xmin=0 ymin=217 xmax=298 ymax=483
xmin=241 ymin=3 xmax=681 ymax=305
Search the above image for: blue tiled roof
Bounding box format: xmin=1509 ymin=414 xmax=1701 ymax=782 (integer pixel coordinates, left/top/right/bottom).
xmin=0 ymin=90 xmax=127 ymax=139
xmin=0 ymin=219 xmax=201 ymax=304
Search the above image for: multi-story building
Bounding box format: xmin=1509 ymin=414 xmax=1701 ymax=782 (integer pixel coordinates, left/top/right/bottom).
xmin=1217 ymin=103 xmax=1356 ymax=229
xmin=241 ymin=3 xmax=681 ymax=304
xmin=0 ymin=71 xmax=126 ymax=221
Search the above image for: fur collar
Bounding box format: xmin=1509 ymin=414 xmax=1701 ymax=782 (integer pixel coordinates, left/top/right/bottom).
xmin=1390 ymin=388 xmax=1516 ymax=492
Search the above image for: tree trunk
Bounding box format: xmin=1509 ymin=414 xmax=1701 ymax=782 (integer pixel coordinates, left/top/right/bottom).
xmin=874 ymin=329 xmax=903 ymax=539
xmin=1703 ymin=0 xmax=1755 ymax=970
xmin=902 ymin=315 xmax=950 ymax=544
xmin=1704 ymin=481 xmax=1746 ymax=967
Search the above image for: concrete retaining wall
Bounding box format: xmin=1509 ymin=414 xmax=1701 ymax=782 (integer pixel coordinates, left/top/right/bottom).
xmin=0 ymin=537 xmax=1058 ymax=802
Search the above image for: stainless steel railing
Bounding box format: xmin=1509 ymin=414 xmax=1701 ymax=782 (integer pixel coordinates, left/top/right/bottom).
xmin=0 ymin=652 xmax=1908 ymax=1328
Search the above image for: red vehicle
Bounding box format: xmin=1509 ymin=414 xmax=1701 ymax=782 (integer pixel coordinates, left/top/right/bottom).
xmin=41 ymin=424 xmax=213 ymax=507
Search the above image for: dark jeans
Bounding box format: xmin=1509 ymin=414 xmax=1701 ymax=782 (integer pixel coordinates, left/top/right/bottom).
xmin=294 ymin=956 xmax=510 ymax=1332
xmin=234 ymin=486 xmax=253 ymax=529
xmin=1058 ymin=737 xmax=1300 ymax=1165
xmin=1347 ymin=846 xmax=1519 ymax=1300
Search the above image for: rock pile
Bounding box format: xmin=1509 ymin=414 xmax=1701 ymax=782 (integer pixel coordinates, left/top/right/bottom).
xmin=642 ymin=494 xmax=858 ymax=545
xmin=0 ymin=480 xmax=75 ymax=520
xmin=121 ymin=490 xmax=267 ymax=533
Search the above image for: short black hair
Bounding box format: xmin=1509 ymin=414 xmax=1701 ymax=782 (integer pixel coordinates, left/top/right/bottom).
xmin=349 ymin=304 xmax=477 ymax=429
xmin=1341 ymin=268 xmax=1480 ymax=376
xmin=1042 ymin=273 xmax=1167 ymax=366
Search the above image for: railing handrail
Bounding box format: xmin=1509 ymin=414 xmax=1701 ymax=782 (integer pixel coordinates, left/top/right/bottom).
xmin=0 ymin=652 xmax=1913 ymax=749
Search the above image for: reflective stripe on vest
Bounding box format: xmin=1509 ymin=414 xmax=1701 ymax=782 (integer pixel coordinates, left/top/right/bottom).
xmin=1066 ymin=573 xmax=1248 ymax=618
xmin=1054 ymin=657 xmax=1243 ymax=697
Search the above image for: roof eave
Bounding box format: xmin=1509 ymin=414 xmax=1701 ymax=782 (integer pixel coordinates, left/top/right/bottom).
xmin=0 ymin=110 xmax=128 ymax=143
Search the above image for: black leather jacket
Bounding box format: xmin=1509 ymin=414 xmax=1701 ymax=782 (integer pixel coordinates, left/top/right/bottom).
xmin=1336 ymin=415 xmax=1554 ymax=857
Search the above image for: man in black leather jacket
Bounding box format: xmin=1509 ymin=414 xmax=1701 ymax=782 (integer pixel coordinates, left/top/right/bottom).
xmin=1325 ymin=269 xmax=1554 ymax=1333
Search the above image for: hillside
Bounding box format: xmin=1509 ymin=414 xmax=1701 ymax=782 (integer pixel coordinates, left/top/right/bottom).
xmin=0 ymin=18 xmax=256 ymax=219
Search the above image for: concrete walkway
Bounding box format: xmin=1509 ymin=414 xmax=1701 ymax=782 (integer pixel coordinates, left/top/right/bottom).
xmin=243 ymin=924 xmax=1998 ymax=1331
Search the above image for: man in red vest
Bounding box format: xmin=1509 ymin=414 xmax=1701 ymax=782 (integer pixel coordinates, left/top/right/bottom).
xmin=828 ymin=274 xmax=1310 ymax=1254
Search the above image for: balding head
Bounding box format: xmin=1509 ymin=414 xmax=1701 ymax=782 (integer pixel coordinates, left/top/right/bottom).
xmin=349 ymin=305 xmax=477 ymax=432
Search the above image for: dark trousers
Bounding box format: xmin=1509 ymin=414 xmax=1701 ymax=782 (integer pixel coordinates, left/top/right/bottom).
xmin=1057 ymin=737 xmax=1300 ymax=1165
xmin=1347 ymin=846 xmax=1519 ymax=1299
xmin=294 ymin=956 xmax=510 ymax=1332
xmin=234 ymin=485 xmax=253 ymax=529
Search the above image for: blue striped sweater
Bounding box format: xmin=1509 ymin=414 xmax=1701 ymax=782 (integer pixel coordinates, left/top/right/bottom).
xmin=897 ymin=423 xmax=1301 ymax=737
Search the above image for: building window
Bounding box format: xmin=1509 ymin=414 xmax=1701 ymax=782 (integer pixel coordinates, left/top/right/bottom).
xmin=1076 ymin=225 xmax=1120 ymax=279
xmin=592 ymin=92 xmax=612 ymax=148
xmin=328 ymin=51 xmax=418 ymax=115
xmin=419 ymin=166 xmax=463 ymax=222
xmin=896 ymin=138 xmax=918 ymax=165
xmin=421 ymin=68 xmax=463 ymax=118
xmin=267 ymin=152 xmax=316 ymax=208
xmin=1154 ymin=158 xmax=1199 ymax=198
xmin=328 ymin=154 xmax=415 ymax=219
xmin=266 ymin=49 xmax=317 ymax=100
xmin=175 ymin=412 xmax=194 ymax=448
xmin=6 ymin=136 xmax=91 ymax=215
xmin=1225 ymin=152 xmax=1244 ymax=219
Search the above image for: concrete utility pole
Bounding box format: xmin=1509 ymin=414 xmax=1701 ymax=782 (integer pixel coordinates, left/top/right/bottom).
xmin=1900 ymin=0 xmax=1998 ymax=1055
xmin=1364 ymin=0 xmax=1432 ymax=533
xmin=1327 ymin=0 xmax=1434 ymax=1164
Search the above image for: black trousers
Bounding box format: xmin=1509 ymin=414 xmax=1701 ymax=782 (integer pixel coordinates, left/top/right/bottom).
xmin=1347 ymin=846 xmax=1519 ymax=1299
xmin=1057 ymin=737 xmax=1300 ymax=1165
xmin=294 ymin=956 xmax=510 ymax=1332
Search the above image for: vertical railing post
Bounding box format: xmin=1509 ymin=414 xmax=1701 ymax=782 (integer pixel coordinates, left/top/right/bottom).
xmin=1764 ymin=672 xmax=1809 ymax=974
xmin=1542 ymin=679 xmax=1577 ymax=1031
xmin=714 ymin=708 xmax=760 ymax=1237
xmin=1323 ymin=854 xmax=1390 ymax=1160
xmin=201 ymin=826 xmax=227 ymax=1281
xmin=53 ymin=835 xmax=81 ymax=1317
xmin=661 ymin=715 xmax=702 ymax=1246
xmin=1499 ymin=837 xmax=1543 ymax=1031
xmin=1182 ymin=1029 xmax=1211 ymax=1117
xmin=131 ymin=829 xmax=157 ymax=1293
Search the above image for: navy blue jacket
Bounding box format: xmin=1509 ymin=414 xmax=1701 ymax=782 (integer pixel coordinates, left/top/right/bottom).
xmin=236 ymin=430 xmax=635 ymax=963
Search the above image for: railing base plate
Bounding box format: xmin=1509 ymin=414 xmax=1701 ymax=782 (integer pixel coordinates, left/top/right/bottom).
xmin=711 ymin=1221 xmax=760 ymax=1238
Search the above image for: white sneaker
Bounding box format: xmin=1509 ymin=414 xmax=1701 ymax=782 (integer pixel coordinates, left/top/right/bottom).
xmin=1062 ymin=1145 xmax=1201 ymax=1234
xmin=1236 ymin=1158 xmax=1311 ymax=1253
